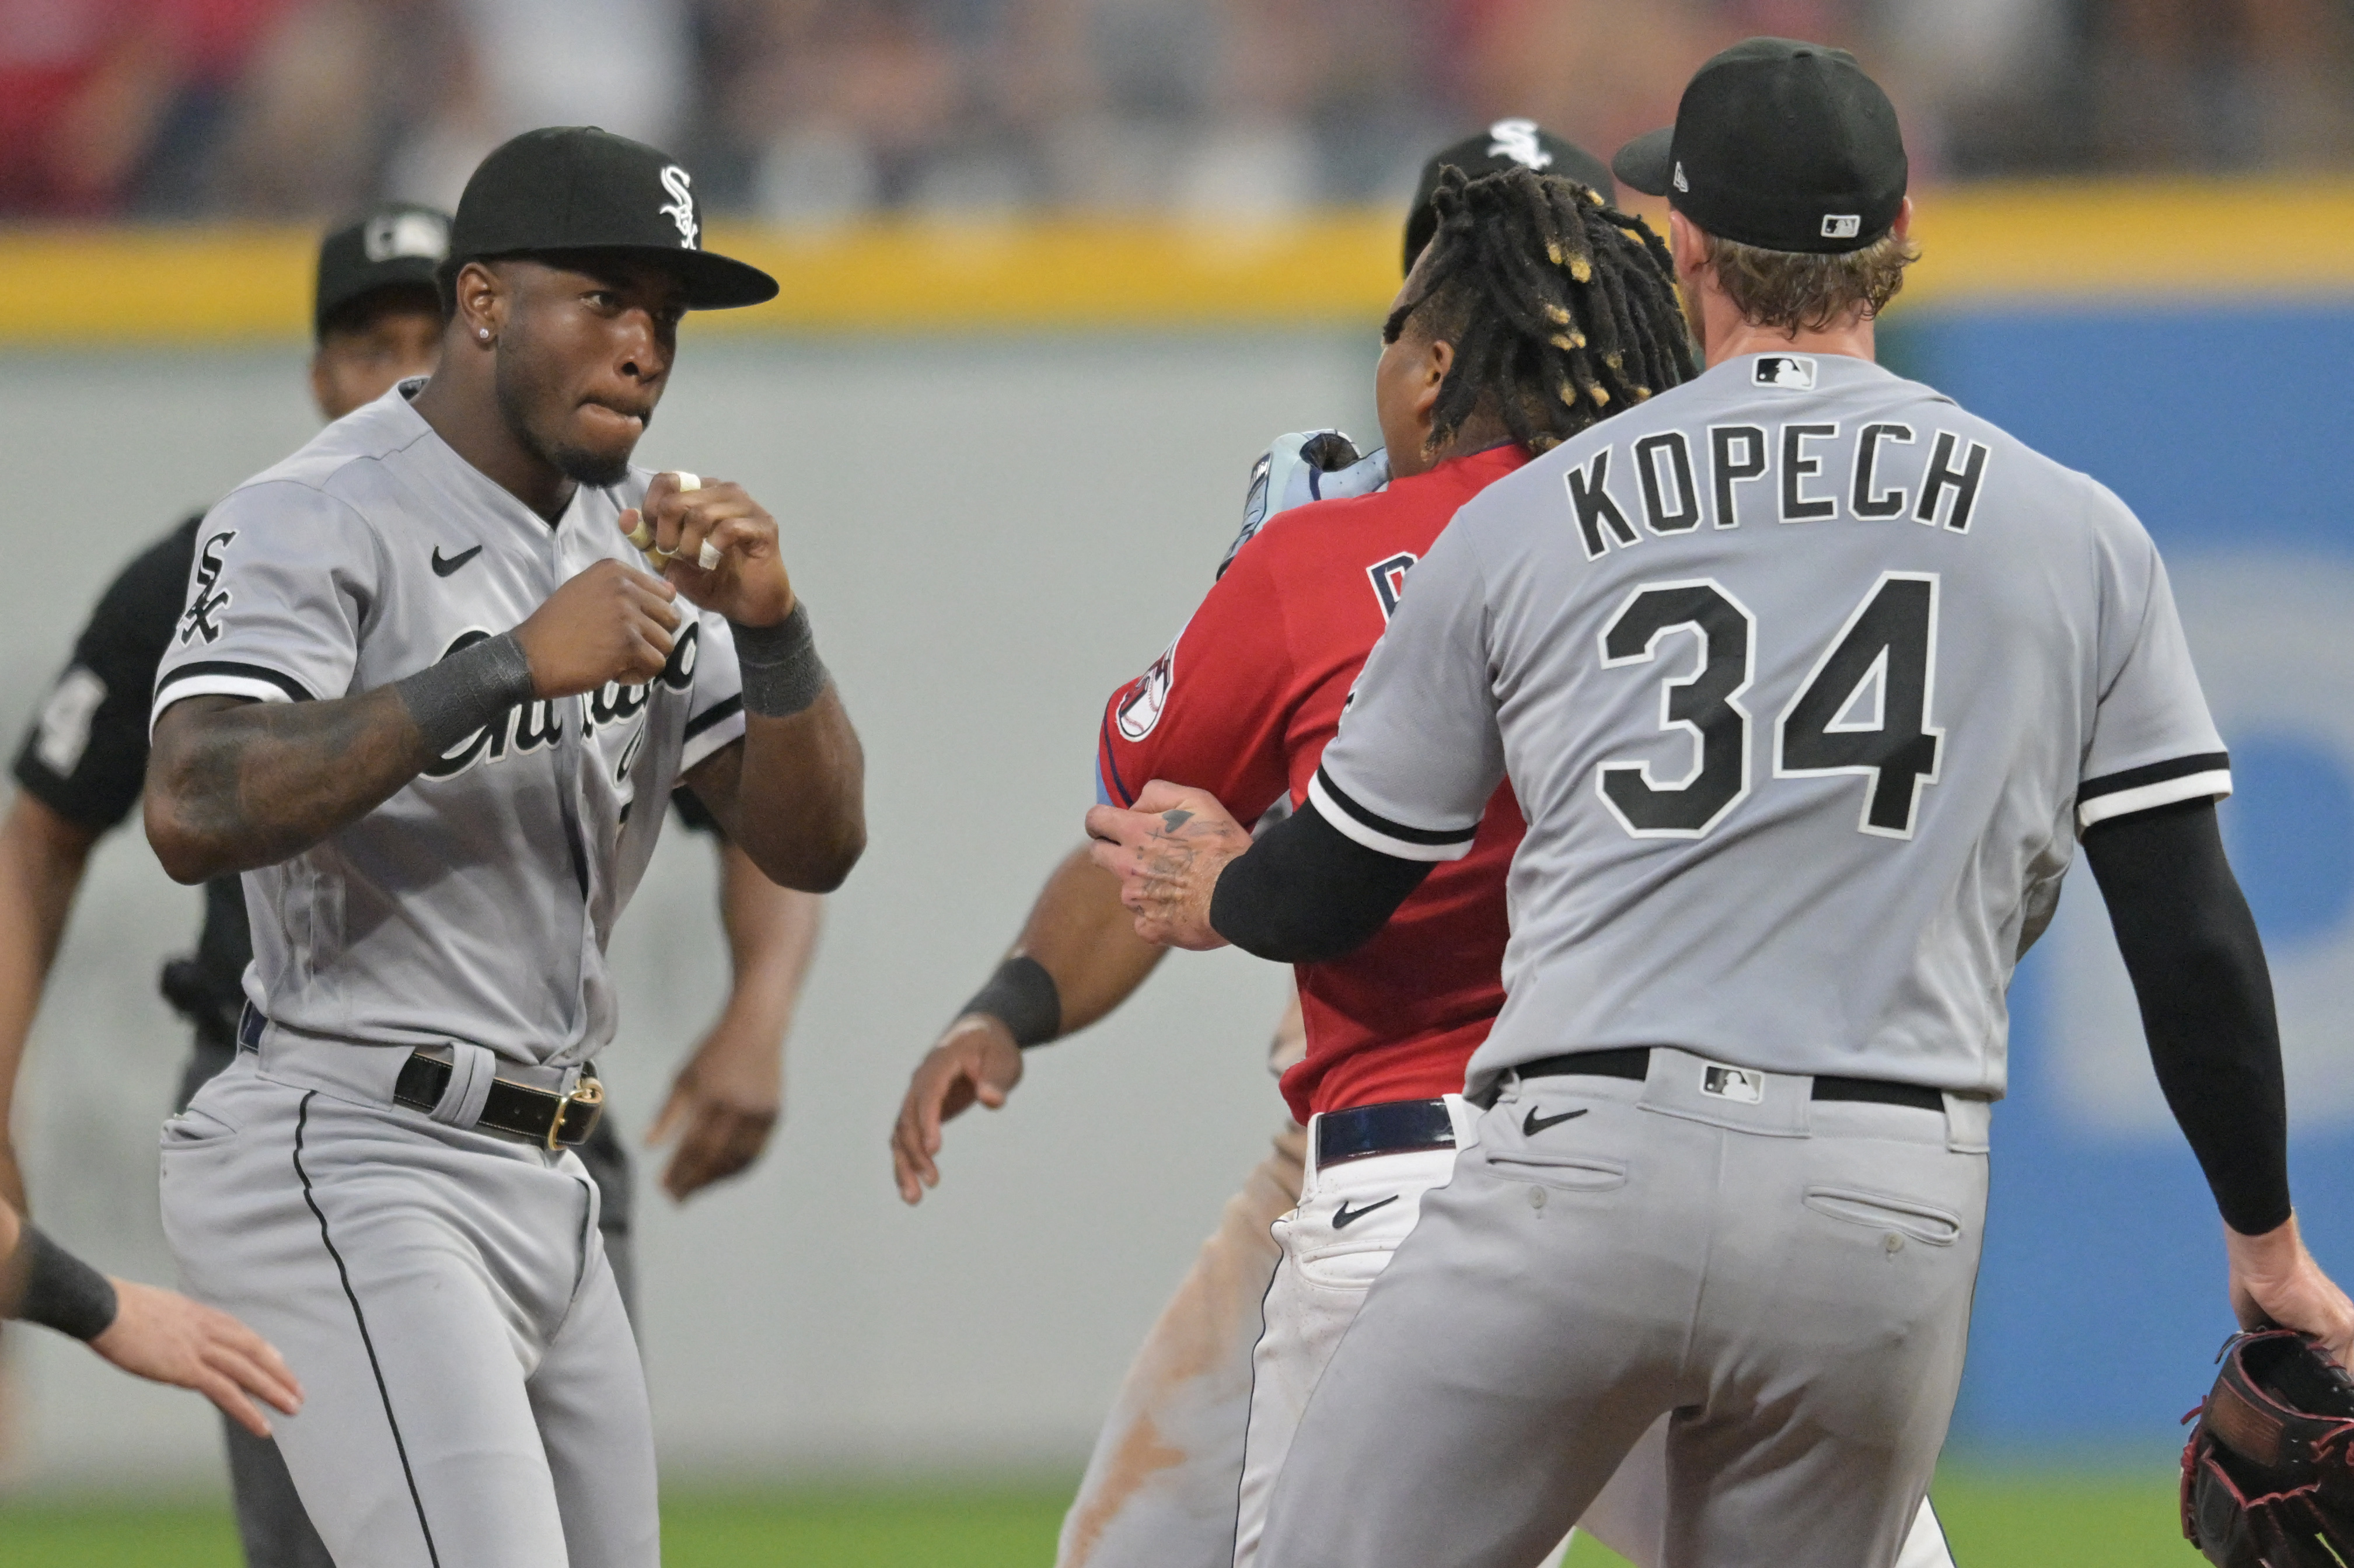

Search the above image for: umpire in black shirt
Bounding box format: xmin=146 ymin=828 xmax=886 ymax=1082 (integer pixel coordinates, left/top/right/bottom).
xmin=0 ymin=203 xmax=823 ymax=1566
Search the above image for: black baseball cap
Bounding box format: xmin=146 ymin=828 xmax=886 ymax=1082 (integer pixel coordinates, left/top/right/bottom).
xmin=1405 ymin=120 xmax=1614 ymax=274
xmin=1612 ymin=37 xmax=1906 ymax=254
xmin=315 ymin=202 xmax=449 ymax=337
xmin=448 ymin=127 xmax=778 ymax=310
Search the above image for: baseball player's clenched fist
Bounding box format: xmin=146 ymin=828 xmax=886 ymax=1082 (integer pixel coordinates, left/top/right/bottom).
xmin=620 ymin=472 xmax=796 ymax=629
xmin=514 ymin=558 xmax=682 ymax=697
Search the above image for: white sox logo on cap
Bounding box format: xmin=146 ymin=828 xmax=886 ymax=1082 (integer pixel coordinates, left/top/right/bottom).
xmin=1485 ymin=119 xmax=1554 ymax=172
xmin=659 ymin=166 xmax=698 ymax=250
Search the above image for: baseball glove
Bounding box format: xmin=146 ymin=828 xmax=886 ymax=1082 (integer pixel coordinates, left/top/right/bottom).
xmin=2182 ymin=1329 xmax=2354 ymax=1566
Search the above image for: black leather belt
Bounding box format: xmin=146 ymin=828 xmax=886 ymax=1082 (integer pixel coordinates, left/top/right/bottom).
xmin=1316 ymin=1096 xmax=1455 ymax=1169
xmin=241 ymin=1005 xmax=602 ymax=1149
xmin=1517 ymin=1048 xmax=1946 ymax=1113
xmin=393 ymin=1052 xmax=606 ymax=1150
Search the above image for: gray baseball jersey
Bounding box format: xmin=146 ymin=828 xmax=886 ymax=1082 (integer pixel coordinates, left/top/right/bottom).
xmin=151 ymin=379 xmax=745 ymax=1069
xmin=1309 ymin=351 xmax=2227 ymax=1101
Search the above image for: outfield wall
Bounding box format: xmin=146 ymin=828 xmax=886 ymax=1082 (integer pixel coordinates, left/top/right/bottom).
xmin=2 ymin=210 xmax=2350 ymax=1488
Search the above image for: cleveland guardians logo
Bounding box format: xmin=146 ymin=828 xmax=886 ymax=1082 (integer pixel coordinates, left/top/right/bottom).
xmin=1115 ymin=636 xmax=1177 ymax=742
xmin=659 ymin=166 xmax=698 ymax=250
xmin=179 ymin=530 xmax=237 ymax=645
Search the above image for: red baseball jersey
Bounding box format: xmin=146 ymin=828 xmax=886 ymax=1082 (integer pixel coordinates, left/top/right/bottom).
xmin=1097 ymin=443 xmax=1529 ymax=1122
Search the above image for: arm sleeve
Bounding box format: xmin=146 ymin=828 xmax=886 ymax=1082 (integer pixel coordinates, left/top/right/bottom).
xmin=12 ymin=522 xmax=191 ymax=831
xmin=151 ymin=482 xmax=378 ymax=728
xmin=1307 ymin=516 xmax=1503 ymax=861
xmin=2081 ymin=798 xmax=2289 ymax=1235
xmin=679 ymin=607 xmax=746 ymax=774
xmin=1094 ymin=543 xmax=1295 ymax=823
xmin=1209 ymin=797 xmax=1434 ymax=962
xmin=2076 ymin=502 xmax=2230 ymax=831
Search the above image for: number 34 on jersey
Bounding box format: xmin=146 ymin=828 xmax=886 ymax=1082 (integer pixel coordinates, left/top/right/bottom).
xmin=1598 ymin=571 xmax=1941 ymax=843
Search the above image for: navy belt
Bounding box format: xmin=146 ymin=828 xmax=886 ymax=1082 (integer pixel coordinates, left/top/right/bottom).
xmin=1515 ymin=1048 xmax=1946 ymax=1113
xmin=1315 ymin=1096 xmax=1455 ymax=1169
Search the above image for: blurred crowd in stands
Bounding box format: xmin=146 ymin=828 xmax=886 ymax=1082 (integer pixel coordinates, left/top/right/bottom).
xmin=4 ymin=0 xmax=2351 ymax=222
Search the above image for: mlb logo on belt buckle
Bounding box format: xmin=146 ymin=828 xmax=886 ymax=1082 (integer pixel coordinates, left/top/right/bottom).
xmin=1700 ymin=1063 xmax=1765 ymax=1103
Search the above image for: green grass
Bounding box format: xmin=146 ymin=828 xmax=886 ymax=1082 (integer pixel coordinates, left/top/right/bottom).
xmin=0 ymin=1470 xmax=2199 ymax=1565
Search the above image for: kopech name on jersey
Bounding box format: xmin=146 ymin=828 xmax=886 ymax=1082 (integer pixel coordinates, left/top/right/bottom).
xmin=1562 ymin=420 xmax=1993 ymax=560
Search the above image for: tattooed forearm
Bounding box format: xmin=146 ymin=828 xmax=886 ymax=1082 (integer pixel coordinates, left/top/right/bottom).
xmin=144 ymin=692 xmax=438 ymax=883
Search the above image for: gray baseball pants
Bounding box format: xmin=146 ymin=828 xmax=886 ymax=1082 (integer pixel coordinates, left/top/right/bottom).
xmin=1257 ymin=1049 xmax=1988 ymax=1568
xmin=177 ymin=1038 xmax=644 ymax=1568
xmin=162 ymin=1046 xmax=657 ymax=1568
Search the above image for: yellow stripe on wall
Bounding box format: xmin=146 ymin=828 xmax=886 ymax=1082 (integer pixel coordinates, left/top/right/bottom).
xmin=5 ymin=180 xmax=2353 ymax=345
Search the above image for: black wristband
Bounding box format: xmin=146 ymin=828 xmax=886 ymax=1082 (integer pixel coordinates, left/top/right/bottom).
xmin=732 ymin=603 xmax=829 ymax=718
xmin=959 ymin=955 xmax=1062 ymax=1049
xmin=9 ymin=1224 xmax=120 ymax=1342
xmin=396 ymin=630 xmax=535 ymax=754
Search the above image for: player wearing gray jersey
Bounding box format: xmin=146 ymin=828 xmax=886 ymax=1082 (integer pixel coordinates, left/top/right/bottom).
xmin=1089 ymin=40 xmax=2353 ymax=1568
xmin=144 ymin=127 xmax=865 ymax=1568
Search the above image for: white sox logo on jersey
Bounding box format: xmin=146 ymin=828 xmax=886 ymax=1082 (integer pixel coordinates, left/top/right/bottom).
xmin=179 ymin=530 xmax=238 ymax=645
xmin=659 ymin=166 xmax=698 ymax=250
xmin=422 ymin=623 xmax=699 ymax=780
xmin=1486 ymin=118 xmax=1553 ymax=171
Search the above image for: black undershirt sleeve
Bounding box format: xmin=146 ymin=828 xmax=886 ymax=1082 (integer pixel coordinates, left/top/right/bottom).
xmin=1208 ymin=798 xmax=1434 ymax=964
xmin=2081 ymin=797 xmax=2290 ymax=1236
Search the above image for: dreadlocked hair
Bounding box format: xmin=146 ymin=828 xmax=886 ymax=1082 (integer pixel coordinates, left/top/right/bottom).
xmin=1385 ymin=165 xmax=1695 ymax=458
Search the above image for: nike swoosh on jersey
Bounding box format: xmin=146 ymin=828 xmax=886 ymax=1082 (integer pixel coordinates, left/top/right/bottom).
xmin=1332 ymin=1195 xmax=1400 ymax=1230
xmin=1522 ymin=1106 xmax=1589 ymax=1136
xmin=431 ymin=544 xmax=484 ymax=577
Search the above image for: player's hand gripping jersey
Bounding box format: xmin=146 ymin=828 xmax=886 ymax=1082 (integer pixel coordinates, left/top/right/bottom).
xmin=151 ymin=382 xmax=746 ymax=1068
xmin=1314 ymin=353 xmax=2230 ymax=1102
xmin=1098 ymin=445 xmax=1528 ymax=1121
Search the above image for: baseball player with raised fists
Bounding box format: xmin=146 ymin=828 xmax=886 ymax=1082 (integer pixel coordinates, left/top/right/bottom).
xmin=142 ymin=127 xmax=864 ymax=1568
xmin=0 ymin=199 xmax=822 ymax=1568
xmin=1092 ymin=39 xmax=2353 ymax=1567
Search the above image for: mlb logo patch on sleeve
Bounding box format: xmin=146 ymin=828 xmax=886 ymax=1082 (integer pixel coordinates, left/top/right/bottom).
xmin=1754 ymin=355 xmax=1817 ymax=390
